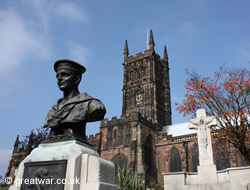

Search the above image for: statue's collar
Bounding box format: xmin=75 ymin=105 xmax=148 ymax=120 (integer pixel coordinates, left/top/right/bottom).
xmin=52 ymin=93 xmax=95 ymax=110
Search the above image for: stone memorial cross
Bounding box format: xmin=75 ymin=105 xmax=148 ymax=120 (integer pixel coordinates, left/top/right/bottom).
xmin=188 ymin=109 xmax=217 ymax=166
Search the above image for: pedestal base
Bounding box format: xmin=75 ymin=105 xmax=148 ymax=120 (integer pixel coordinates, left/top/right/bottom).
xmin=9 ymin=140 xmax=118 ymax=190
xmin=198 ymin=164 xmax=217 ymax=184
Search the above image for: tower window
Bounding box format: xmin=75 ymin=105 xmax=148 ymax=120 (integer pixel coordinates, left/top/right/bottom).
xmin=134 ymin=70 xmax=139 ymax=80
xmin=131 ymin=67 xmax=146 ymax=81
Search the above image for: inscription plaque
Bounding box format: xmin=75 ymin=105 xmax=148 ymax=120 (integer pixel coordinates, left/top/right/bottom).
xmin=21 ymin=160 xmax=67 ymax=190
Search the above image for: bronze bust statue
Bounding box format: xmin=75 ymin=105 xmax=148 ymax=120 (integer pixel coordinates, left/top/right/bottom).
xmin=43 ymin=59 xmax=106 ymax=144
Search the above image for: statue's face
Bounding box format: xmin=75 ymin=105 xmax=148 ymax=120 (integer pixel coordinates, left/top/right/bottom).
xmin=56 ymin=68 xmax=77 ymax=91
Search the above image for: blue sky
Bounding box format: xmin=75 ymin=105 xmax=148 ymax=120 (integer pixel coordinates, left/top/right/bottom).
xmin=0 ymin=0 xmax=250 ymax=178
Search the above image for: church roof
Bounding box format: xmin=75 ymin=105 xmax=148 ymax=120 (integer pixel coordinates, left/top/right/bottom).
xmin=162 ymin=122 xmax=197 ymax=137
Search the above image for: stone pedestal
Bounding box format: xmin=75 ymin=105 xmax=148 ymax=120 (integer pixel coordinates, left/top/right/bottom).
xmin=197 ymin=164 xmax=217 ymax=184
xmin=9 ymin=140 xmax=117 ymax=190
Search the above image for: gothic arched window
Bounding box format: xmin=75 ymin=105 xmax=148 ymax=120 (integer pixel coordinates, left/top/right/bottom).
xmin=170 ymin=147 xmax=182 ymax=172
xmin=118 ymin=127 xmax=124 ymax=146
xmin=113 ymin=154 xmax=127 ymax=175
xmin=191 ymin=144 xmax=199 ymax=172
xmin=134 ymin=70 xmax=139 ymax=80
xmin=139 ymin=67 xmax=146 ymax=78
xmin=242 ymin=155 xmax=247 ymax=166
xmin=241 ymin=143 xmax=249 ymax=166
xmin=107 ymin=128 xmax=113 ymax=148
xmin=215 ymin=144 xmax=230 ymax=170
xmin=126 ymin=125 xmax=132 ymax=144
xmin=131 ymin=67 xmax=146 ymax=81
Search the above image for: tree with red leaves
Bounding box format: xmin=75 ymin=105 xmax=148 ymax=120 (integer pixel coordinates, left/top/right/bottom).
xmin=18 ymin=126 xmax=48 ymax=153
xmin=176 ymin=66 xmax=250 ymax=165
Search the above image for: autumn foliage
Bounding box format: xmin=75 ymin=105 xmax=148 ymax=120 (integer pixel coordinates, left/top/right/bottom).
xmin=176 ymin=66 xmax=250 ymax=165
xmin=17 ymin=126 xmax=48 ymax=153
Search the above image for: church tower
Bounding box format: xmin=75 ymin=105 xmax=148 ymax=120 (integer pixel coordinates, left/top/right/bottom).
xmin=122 ymin=30 xmax=172 ymax=127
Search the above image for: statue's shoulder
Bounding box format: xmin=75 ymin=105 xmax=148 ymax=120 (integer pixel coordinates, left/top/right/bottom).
xmin=51 ymin=98 xmax=62 ymax=110
xmin=79 ymin=93 xmax=94 ymax=99
xmin=78 ymin=93 xmax=99 ymax=101
xmin=49 ymin=93 xmax=99 ymax=110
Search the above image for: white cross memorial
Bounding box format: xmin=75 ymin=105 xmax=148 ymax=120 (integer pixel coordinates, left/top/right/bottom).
xmin=188 ymin=108 xmax=217 ymax=166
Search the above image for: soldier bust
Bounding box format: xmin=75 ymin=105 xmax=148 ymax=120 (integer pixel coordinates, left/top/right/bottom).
xmin=43 ymin=59 xmax=106 ymax=145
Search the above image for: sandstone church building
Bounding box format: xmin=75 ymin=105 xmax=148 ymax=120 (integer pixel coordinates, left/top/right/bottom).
xmin=6 ymin=30 xmax=247 ymax=185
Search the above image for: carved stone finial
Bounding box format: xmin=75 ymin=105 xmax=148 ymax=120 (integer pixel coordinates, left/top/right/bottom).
xmin=14 ymin=135 xmax=19 ymax=152
xmin=164 ymin=45 xmax=168 ymax=61
xmin=149 ymin=30 xmax=155 ymax=51
xmin=123 ymin=40 xmax=129 ymax=60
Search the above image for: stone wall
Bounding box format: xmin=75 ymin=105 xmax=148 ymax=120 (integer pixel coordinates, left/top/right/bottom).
xmin=163 ymin=166 xmax=250 ymax=190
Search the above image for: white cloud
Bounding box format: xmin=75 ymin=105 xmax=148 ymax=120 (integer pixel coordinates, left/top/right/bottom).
xmin=0 ymin=1 xmax=90 ymax=98
xmin=27 ymin=0 xmax=89 ymax=32
xmin=54 ymin=2 xmax=89 ymax=23
xmin=27 ymin=0 xmax=51 ymax=33
xmin=0 ymin=0 xmax=89 ymax=73
xmin=0 ymin=0 xmax=89 ymax=79
xmin=0 ymin=8 xmax=51 ymax=77
xmin=68 ymin=41 xmax=91 ymax=65
xmin=0 ymin=149 xmax=12 ymax=178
